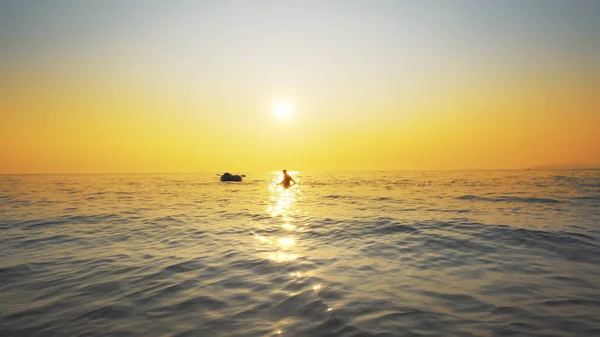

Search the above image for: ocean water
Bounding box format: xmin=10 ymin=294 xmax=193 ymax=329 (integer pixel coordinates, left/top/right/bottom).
xmin=1 ymin=170 xmax=599 ymax=337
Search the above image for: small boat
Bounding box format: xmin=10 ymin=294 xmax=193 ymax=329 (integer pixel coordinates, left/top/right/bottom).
xmin=219 ymin=172 xmax=245 ymax=182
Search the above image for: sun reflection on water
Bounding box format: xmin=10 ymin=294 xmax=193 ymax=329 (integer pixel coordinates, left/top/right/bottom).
xmin=266 ymin=191 xmax=296 ymax=217
xmin=255 ymin=234 xmax=271 ymax=244
xmin=256 ymin=171 xmax=338 ymax=329
xmin=269 ymin=252 xmax=298 ymax=262
xmin=282 ymin=223 xmax=296 ymax=230
xmin=261 ymin=172 xmax=303 ymax=264
xmin=277 ymin=237 xmax=295 ymax=248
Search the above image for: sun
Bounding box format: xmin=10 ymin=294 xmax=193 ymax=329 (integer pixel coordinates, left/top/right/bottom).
xmin=274 ymin=102 xmax=293 ymax=120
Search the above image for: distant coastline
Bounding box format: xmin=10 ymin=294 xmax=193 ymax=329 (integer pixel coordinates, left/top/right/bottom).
xmin=529 ymin=164 xmax=600 ymax=170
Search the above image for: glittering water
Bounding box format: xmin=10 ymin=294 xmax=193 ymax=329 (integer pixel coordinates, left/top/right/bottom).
xmin=1 ymin=171 xmax=599 ymax=336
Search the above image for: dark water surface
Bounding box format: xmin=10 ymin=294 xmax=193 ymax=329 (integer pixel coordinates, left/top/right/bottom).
xmin=1 ymin=171 xmax=599 ymax=336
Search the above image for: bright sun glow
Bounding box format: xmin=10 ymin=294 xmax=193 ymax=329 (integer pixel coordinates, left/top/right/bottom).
xmin=274 ymin=102 xmax=293 ymax=120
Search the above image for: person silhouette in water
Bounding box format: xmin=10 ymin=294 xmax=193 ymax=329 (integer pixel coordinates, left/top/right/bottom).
xmin=280 ymin=169 xmax=296 ymax=188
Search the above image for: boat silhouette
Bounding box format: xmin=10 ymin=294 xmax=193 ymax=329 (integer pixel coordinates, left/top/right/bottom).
xmin=219 ymin=172 xmax=245 ymax=182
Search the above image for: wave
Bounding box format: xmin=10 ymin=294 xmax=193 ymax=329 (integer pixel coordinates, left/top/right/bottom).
xmin=457 ymin=195 xmax=561 ymax=204
xmin=571 ymin=195 xmax=600 ymax=201
xmin=539 ymin=299 xmax=600 ymax=307
xmin=17 ymin=213 xmax=124 ymax=229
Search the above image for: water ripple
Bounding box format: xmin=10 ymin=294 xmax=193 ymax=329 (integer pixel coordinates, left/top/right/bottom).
xmin=1 ymin=171 xmax=599 ymax=336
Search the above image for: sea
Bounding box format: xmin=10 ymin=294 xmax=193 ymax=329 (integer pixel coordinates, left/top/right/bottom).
xmin=1 ymin=170 xmax=599 ymax=337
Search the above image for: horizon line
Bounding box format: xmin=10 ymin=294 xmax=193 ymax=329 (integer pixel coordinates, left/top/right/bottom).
xmin=1 ymin=167 xmax=599 ymax=175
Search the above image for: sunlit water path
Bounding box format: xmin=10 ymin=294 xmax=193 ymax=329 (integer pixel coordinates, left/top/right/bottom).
xmin=1 ymin=171 xmax=600 ymax=336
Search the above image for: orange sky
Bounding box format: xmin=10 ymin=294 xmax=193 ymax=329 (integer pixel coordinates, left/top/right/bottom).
xmin=1 ymin=1 xmax=599 ymax=173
